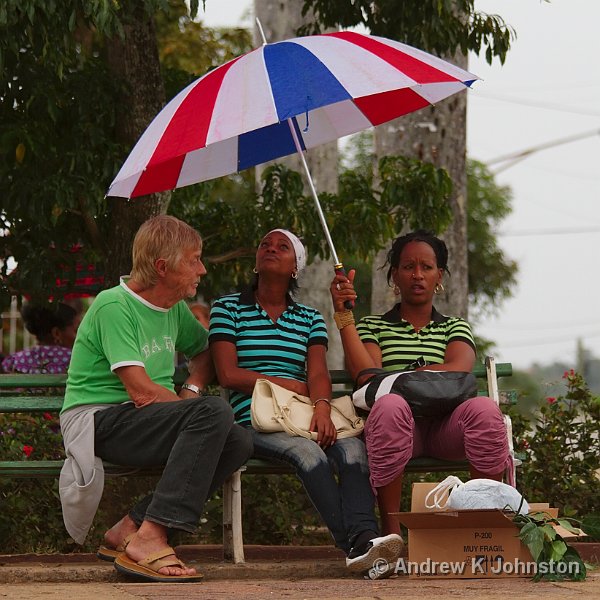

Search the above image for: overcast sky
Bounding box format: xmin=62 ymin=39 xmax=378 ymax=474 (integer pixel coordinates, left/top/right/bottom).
xmin=198 ymin=0 xmax=600 ymax=370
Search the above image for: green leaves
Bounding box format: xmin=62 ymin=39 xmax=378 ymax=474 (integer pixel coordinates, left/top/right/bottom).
xmin=299 ymin=0 xmax=516 ymax=65
xmin=167 ymin=156 xmax=453 ymax=301
xmin=467 ymin=159 xmax=518 ymax=317
xmin=517 ymin=371 xmax=600 ymax=522
xmin=518 ymin=521 xmax=545 ymax=561
xmin=513 ymin=511 xmax=587 ymax=581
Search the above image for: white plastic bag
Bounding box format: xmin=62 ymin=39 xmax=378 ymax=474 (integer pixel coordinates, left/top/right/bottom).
xmin=424 ymin=475 xmax=529 ymax=515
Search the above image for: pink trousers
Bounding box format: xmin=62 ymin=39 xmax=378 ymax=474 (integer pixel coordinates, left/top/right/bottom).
xmin=363 ymin=394 xmax=511 ymax=490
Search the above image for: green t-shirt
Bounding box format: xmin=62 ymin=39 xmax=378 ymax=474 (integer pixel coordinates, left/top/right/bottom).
xmin=62 ymin=281 xmax=207 ymax=412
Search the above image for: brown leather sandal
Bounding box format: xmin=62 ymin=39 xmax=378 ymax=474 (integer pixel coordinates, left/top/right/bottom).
xmin=114 ymin=546 xmax=204 ymax=582
xmin=97 ymin=532 xmax=135 ymax=562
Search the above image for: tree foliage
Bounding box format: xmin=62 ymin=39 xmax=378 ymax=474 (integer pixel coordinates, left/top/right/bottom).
xmin=299 ymin=0 xmax=515 ymax=64
xmin=0 ymin=1 xmax=128 ymax=306
xmin=168 ymin=157 xmax=453 ymax=301
xmin=156 ymin=4 xmax=251 ymax=75
xmin=340 ymin=136 xmax=518 ymax=314
xmin=467 ymin=160 xmax=518 ymax=316
xmin=0 ymin=1 xmax=250 ymax=308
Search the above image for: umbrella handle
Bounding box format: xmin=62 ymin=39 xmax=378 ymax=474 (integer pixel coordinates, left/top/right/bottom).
xmin=334 ymin=264 xmax=355 ymax=310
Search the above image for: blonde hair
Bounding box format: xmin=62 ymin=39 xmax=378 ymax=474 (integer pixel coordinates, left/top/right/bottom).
xmin=130 ymin=215 xmax=202 ymax=287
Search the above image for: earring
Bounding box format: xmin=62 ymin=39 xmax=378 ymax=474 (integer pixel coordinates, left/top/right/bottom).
xmin=434 ymin=283 xmax=445 ymax=294
xmin=291 ymin=271 xmax=298 ymax=280
xmin=253 ymin=267 xmax=258 ymax=274
xmin=393 ymin=284 xmax=400 ymax=296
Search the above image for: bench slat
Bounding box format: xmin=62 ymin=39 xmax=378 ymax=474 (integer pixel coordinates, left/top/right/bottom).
xmin=0 ymin=397 xmax=64 ymax=412
xmin=0 ymin=456 xmax=469 ymax=478
xmin=0 ymin=369 xmax=190 ymax=389
xmin=0 ymin=461 xmax=164 ymax=478
xmin=0 ymin=460 xmax=64 ymax=477
xmin=0 ymin=374 xmax=68 ymax=388
xmin=242 ymin=456 xmax=470 ymax=475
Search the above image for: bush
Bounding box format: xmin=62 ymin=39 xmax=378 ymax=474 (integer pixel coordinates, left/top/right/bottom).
xmin=515 ymin=369 xmax=600 ymax=519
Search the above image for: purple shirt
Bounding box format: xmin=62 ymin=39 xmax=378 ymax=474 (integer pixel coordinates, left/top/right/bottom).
xmin=2 ymin=345 xmax=72 ymax=374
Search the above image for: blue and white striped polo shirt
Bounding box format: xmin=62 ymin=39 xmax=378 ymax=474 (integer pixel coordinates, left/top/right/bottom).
xmin=209 ymin=288 xmax=328 ymax=425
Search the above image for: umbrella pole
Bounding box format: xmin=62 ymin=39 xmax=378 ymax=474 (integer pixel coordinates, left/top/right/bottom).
xmin=287 ymin=119 xmax=353 ymax=309
xmin=286 ymin=119 xmax=341 ymax=267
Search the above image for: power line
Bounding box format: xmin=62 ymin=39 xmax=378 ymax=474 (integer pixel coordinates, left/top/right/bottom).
xmin=486 ymin=332 xmax=600 ymax=349
xmin=472 ymin=90 xmax=600 ymax=117
xmin=486 ymin=129 xmax=600 ymax=173
xmin=480 ymin=319 xmax=598 ymax=332
xmin=498 ymin=227 xmax=600 ymax=237
xmin=521 ymin=162 xmax=600 ymax=182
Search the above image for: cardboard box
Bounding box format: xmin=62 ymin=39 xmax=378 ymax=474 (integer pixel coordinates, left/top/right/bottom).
xmin=393 ymin=483 xmax=538 ymax=579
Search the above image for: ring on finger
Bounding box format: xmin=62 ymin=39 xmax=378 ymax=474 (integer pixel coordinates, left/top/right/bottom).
xmin=336 ymin=283 xmax=341 ymax=291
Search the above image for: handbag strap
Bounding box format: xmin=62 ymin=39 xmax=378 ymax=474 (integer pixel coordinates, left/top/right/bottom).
xmin=277 ymin=401 xmax=316 ymax=440
xmin=279 ymin=396 xmax=362 ymax=440
xmin=424 ymin=475 xmax=464 ymax=509
xmin=353 ymin=367 xmax=387 ymax=391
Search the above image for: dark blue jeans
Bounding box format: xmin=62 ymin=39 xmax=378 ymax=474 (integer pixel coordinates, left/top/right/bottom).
xmin=251 ymin=430 xmax=378 ymax=554
xmin=94 ymin=396 xmax=253 ymax=533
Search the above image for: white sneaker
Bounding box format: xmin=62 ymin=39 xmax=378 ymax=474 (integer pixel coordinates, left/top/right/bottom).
xmin=345 ymin=533 xmax=404 ymax=574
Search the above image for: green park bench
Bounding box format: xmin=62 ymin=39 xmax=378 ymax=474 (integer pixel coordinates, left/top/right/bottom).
xmin=0 ymin=356 xmax=517 ymax=564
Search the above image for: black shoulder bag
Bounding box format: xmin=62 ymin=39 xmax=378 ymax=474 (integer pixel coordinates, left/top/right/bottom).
xmin=352 ymin=368 xmax=478 ymax=418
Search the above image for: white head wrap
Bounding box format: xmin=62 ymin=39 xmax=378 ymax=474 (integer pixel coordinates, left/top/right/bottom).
xmin=263 ymin=229 xmax=307 ymax=273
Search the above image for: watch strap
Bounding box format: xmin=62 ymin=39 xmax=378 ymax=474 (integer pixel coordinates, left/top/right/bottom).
xmin=181 ymin=383 xmax=201 ymax=395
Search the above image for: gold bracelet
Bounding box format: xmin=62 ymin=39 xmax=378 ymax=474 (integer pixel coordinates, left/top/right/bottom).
xmin=313 ymin=398 xmax=331 ymax=407
xmin=333 ymin=310 xmax=355 ymax=330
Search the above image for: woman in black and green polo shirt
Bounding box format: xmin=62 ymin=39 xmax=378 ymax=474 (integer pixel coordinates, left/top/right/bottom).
xmin=330 ymin=230 xmax=511 ymax=537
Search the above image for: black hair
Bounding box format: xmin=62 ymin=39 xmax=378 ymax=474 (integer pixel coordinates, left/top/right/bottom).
xmin=385 ymin=230 xmax=450 ymax=285
xmin=251 ymin=273 xmax=299 ymax=297
xmin=20 ymin=302 xmax=78 ymax=343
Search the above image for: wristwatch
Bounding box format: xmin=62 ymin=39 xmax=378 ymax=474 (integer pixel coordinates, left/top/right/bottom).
xmin=181 ymin=383 xmax=201 ymax=395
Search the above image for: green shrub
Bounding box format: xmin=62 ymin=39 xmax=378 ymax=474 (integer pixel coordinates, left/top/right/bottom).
xmin=515 ymin=369 xmax=600 ymax=519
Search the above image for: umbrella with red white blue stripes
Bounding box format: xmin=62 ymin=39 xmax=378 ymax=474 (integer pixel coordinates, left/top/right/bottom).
xmin=107 ymin=30 xmax=478 ymax=271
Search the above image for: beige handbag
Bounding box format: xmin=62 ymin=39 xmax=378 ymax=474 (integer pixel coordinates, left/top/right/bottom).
xmin=250 ymin=379 xmax=364 ymax=440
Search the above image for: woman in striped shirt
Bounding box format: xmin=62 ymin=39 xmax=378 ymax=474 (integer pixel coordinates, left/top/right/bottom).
xmin=330 ymin=230 xmax=510 ymax=536
xmin=210 ymin=229 xmax=403 ymax=575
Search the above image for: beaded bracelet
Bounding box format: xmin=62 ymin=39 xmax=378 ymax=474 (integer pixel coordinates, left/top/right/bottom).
xmin=333 ymin=310 xmax=355 ymax=330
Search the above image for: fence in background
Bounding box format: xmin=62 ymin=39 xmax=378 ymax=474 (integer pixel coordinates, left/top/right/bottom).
xmin=0 ymin=297 xmax=31 ymax=358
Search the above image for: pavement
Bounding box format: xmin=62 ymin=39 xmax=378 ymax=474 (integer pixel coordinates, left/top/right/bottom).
xmin=0 ymin=545 xmax=598 ymax=600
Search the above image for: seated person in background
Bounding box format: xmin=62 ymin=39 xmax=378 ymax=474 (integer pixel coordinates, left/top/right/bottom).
xmin=210 ymin=228 xmax=403 ymax=577
xmin=176 ymin=302 xmax=210 ymax=367
xmin=59 ymin=215 xmax=253 ymax=583
xmin=188 ymin=302 xmax=210 ymax=328
xmin=1 ymin=301 xmax=82 ymax=374
xmin=330 ymin=230 xmax=511 ymax=537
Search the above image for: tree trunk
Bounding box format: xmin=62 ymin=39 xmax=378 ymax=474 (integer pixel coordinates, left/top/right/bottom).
xmin=254 ymin=0 xmax=343 ymax=368
xmin=104 ymin=3 xmax=171 ymax=287
xmin=373 ymin=51 xmax=469 ymax=319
